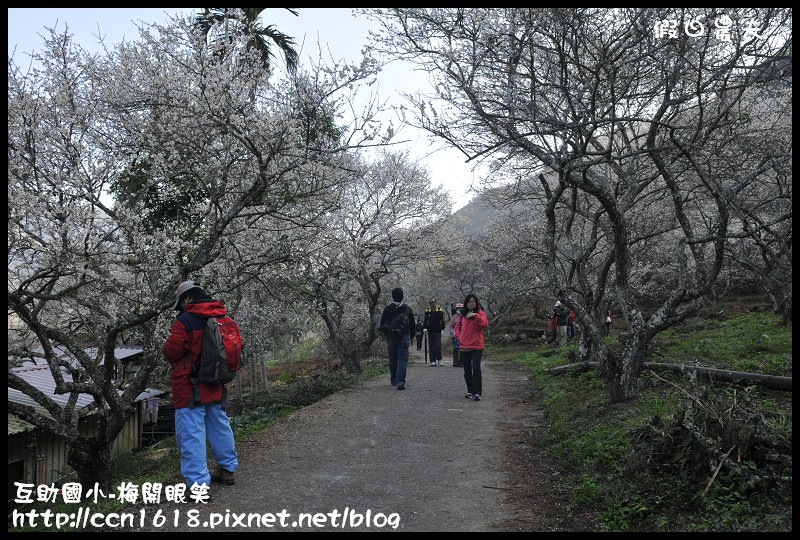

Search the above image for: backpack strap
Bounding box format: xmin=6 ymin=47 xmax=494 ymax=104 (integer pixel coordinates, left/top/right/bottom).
xmin=180 ymin=312 xmax=203 ymax=408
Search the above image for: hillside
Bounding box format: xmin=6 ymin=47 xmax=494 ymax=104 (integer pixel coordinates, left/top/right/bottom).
xmin=445 ymin=192 xmax=497 ymax=238
xmin=489 ymin=295 xmax=792 ymax=532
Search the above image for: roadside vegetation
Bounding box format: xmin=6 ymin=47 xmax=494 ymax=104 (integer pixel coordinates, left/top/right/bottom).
xmin=491 ymin=309 xmax=792 ymax=532
xmin=9 ymin=363 xmax=388 ymax=532
xmin=11 ymin=305 xmax=790 ymax=533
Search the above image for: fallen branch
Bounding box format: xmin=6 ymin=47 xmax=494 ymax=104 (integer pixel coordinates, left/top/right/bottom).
xmin=703 ymin=445 xmax=736 ymax=496
xmin=546 ymin=362 xmax=792 ymax=391
xmin=545 ymin=361 xmax=598 ymax=375
xmin=649 ymin=363 xmax=793 ymax=392
xmin=649 ymin=370 xmax=722 ymax=425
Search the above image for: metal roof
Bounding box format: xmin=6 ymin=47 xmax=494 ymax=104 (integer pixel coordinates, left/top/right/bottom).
xmin=8 ymin=345 xmax=165 ymax=434
xmin=12 ymin=344 xmax=144 ymax=368
xmin=8 ymin=364 xmax=163 ymax=408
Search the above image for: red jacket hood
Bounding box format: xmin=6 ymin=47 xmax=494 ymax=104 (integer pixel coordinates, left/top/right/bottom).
xmin=183 ymin=299 xmax=228 ymax=318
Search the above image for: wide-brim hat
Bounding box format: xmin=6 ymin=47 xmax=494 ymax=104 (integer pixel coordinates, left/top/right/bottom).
xmin=172 ymin=280 xmax=202 ymax=309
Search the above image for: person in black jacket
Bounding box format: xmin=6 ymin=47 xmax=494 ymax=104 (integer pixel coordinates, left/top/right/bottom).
xmin=378 ymin=287 xmax=416 ymax=390
xmin=423 ymin=298 xmax=447 ymax=366
xmin=554 ymin=301 xmax=569 ymax=346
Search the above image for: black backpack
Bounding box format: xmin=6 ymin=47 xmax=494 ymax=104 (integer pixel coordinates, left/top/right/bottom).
xmin=195 ymin=315 xmax=243 ymax=385
xmin=388 ymin=304 xmax=410 ymax=338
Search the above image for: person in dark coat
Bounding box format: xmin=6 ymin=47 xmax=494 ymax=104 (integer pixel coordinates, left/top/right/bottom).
xmin=378 ymin=287 xmax=416 ymax=390
xmin=423 ymin=298 xmax=447 ymax=366
xmin=554 ymin=300 xmax=569 ymax=346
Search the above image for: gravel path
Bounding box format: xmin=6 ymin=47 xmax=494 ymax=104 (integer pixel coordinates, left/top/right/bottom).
xmin=132 ymin=346 xmax=596 ymax=532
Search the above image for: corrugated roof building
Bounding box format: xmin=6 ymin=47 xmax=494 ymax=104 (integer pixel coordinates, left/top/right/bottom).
xmin=8 ymin=345 xmax=166 ymax=488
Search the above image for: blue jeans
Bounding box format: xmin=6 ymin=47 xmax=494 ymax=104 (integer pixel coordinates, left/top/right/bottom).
xmin=461 ymin=349 xmax=483 ymax=395
xmin=175 ymin=402 xmax=238 ymax=487
xmin=387 ymin=334 xmax=410 ymax=386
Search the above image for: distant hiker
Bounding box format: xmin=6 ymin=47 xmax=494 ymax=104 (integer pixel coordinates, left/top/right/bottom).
xmin=423 ymin=298 xmax=447 ymax=366
xmin=415 ymin=319 xmax=425 ymax=351
xmin=554 ymin=300 xmax=569 ymax=346
xmin=454 ymin=293 xmax=489 ymax=401
xmin=163 ymin=280 xmax=239 ymax=490
xmin=449 ymin=302 xmax=464 ymax=367
xmin=604 ymin=306 xmax=612 ymax=336
xmin=567 ymin=307 xmax=576 ymax=341
xmin=378 ymin=287 xmax=416 ymax=390
xmin=541 ymin=311 xmax=558 ymax=346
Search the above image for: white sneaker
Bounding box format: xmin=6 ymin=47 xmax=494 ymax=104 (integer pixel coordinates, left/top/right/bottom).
xmin=437 ymin=360 xmax=443 ymax=366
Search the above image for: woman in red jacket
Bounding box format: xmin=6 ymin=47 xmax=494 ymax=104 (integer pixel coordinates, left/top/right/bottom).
xmin=453 ymin=293 xmax=489 ymax=401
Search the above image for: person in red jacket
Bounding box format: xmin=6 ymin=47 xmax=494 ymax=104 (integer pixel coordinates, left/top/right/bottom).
xmin=453 ymin=293 xmax=489 ymax=401
xmin=163 ymin=280 xmax=239 ymax=490
xmin=541 ymin=312 xmax=558 ymax=346
xmin=567 ymin=308 xmax=576 ymax=341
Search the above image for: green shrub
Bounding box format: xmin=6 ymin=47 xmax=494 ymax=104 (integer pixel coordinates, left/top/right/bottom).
xmin=497 ymin=309 xmax=791 ymax=532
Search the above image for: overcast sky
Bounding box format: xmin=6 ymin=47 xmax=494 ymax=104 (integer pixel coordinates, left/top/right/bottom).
xmin=8 ymin=8 xmax=478 ymax=211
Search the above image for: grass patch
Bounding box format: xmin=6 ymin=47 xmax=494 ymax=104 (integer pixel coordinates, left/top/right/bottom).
xmin=651 ymin=312 xmax=792 ymax=376
xmin=493 ymin=310 xmax=792 ymax=532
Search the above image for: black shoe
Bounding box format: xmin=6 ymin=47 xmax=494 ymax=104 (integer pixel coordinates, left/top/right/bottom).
xmin=210 ymin=468 xmax=235 ymax=486
xmin=397 ymin=384 xmax=405 ymax=390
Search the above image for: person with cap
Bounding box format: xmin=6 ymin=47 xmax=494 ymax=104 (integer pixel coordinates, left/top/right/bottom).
xmin=378 ymin=287 xmax=416 ymax=390
xmin=163 ymin=280 xmax=239 ymax=490
xmin=423 ymin=298 xmax=447 ymax=366
xmin=554 ymin=300 xmax=569 ymax=346
xmin=449 ymin=302 xmax=464 ymax=367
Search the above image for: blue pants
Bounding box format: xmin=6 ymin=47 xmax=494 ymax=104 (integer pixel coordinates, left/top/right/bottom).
xmin=387 ymin=335 xmax=410 ymax=386
xmin=175 ymin=402 xmax=238 ymax=487
xmin=461 ymin=349 xmax=483 ymax=396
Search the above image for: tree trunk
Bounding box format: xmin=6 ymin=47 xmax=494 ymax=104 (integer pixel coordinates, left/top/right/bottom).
xmin=598 ymin=334 xmax=649 ymax=403
xmin=67 ymin=437 xmax=114 ymax=491
xmin=339 ymin=340 xmax=363 ymax=374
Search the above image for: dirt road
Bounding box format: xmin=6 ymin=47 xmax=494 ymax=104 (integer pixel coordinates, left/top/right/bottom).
xmin=133 ymin=345 xmax=596 ymax=532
